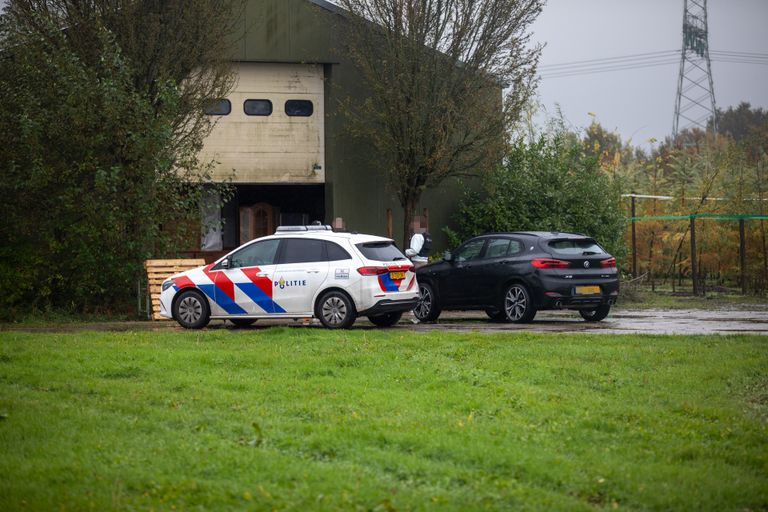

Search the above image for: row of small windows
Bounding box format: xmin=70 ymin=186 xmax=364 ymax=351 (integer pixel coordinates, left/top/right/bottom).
xmin=204 ymin=99 xmax=314 ymax=117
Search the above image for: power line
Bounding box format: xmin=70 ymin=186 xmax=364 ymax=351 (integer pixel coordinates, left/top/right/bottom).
xmin=539 ymin=50 xmax=678 ymax=71
xmin=538 ymin=49 xmax=768 ymax=79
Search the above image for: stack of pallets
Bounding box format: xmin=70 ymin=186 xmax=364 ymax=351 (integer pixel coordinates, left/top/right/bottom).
xmin=144 ymin=259 xmax=206 ymax=320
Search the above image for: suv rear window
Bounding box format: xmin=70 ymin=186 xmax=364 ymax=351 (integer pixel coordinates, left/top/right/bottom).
xmin=548 ymin=239 xmax=605 ymax=255
xmin=356 ymin=241 xmax=407 ymax=262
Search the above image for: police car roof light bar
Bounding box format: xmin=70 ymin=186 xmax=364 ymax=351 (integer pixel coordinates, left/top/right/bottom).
xmin=275 ymin=225 xmax=333 ymax=233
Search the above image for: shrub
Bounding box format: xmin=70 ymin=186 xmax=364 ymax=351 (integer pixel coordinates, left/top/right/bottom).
xmin=448 ymin=132 xmax=626 ymax=260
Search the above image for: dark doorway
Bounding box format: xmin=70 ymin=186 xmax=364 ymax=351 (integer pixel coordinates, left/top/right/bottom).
xmin=222 ymin=184 xmax=325 ymax=249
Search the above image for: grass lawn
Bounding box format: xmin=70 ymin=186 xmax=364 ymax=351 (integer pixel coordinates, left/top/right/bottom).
xmin=0 ymin=328 xmax=766 ymax=511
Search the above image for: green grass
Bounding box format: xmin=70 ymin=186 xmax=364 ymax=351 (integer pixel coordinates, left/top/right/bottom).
xmin=0 ymin=329 xmax=766 ymax=511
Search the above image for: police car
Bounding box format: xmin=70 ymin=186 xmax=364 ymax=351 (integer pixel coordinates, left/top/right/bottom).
xmin=159 ymin=225 xmax=419 ymax=329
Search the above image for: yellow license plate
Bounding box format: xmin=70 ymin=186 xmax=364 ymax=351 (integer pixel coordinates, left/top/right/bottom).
xmin=575 ymin=285 xmax=601 ymax=295
xmin=390 ymin=271 xmax=406 ymax=280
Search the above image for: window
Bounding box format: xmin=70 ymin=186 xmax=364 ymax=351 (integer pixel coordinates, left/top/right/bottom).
xmin=356 ymin=242 xmax=407 ymax=262
xmin=548 ymin=239 xmax=605 ymax=255
xmin=326 ymin=242 xmax=352 ymax=261
xmin=229 ymin=239 xmax=280 ymax=268
xmin=204 ymin=99 xmax=231 ymax=116
xmin=455 ymin=239 xmax=485 ymax=262
xmin=244 ymin=99 xmax=272 ymax=116
xmin=279 ymin=239 xmax=326 ymax=264
xmin=484 ymin=239 xmax=511 ymax=259
xmin=285 ymin=100 xmax=313 ymax=117
xmin=508 ymin=240 xmax=523 ymax=255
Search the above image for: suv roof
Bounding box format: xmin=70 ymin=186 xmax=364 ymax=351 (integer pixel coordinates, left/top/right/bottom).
xmin=481 ymin=231 xmax=588 ymax=239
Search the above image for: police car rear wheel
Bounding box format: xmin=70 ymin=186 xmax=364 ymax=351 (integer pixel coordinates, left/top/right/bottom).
xmin=368 ymin=312 xmax=402 ymax=327
xmin=174 ymin=289 xmax=210 ymax=329
xmin=317 ymin=291 xmax=356 ymax=329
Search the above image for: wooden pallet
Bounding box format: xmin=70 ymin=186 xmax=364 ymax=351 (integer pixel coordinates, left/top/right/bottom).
xmin=144 ymin=259 xmax=206 ymax=320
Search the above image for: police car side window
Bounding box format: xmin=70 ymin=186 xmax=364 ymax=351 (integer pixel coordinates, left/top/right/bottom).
xmin=230 ymin=239 xmax=280 ymax=268
xmin=280 ymin=239 xmax=326 ymax=264
xmin=326 ymin=242 xmax=352 ymax=261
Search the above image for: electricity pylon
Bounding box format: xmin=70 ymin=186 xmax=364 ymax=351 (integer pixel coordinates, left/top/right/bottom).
xmin=672 ymin=0 xmax=717 ymax=138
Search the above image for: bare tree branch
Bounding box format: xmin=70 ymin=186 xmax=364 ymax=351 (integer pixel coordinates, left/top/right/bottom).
xmin=338 ymin=0 xmax=542 ymax=245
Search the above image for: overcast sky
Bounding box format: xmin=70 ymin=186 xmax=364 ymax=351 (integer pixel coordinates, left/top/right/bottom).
xmin=531 ymin=0 xmax=768 ymax=146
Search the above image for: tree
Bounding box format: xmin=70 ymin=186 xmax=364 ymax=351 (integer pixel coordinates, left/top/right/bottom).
xmin=6 ymin=0 xmax=243 ymax=153
xmin=449 ymin=131 xmax=626 ymax=260
xmin=336 ymin=0 xmax=543 ymax=246
xmin=0 ymin=2 xmax=239 ymax=317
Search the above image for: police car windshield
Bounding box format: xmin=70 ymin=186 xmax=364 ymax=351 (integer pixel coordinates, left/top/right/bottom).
xmin=356 ymin=241 xmax=407 ymax=261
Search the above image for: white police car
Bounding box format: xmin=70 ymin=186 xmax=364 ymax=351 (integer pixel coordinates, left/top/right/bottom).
xmin=159 ymin=225 xmax=419 ymax=329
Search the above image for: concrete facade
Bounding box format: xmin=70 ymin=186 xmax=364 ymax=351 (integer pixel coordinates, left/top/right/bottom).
xmin=201 ymin=62 xmax=325 ymax=184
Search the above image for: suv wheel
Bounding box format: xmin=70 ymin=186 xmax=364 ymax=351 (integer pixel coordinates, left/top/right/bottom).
xmin=414 ymin=283 xmax=441 ymax=322
xmin=316 ymin=291 xmax=357 ymax=329
xmin=503 ymin=283 xmax=537 ymax=323
xmin=173 ymin=289 xmax=210 ymax=329
xmin=579 ymin=305 xmax=611 ymax=322
xmin=368 ymin=312 xmax=402 ymax=327
xmin=485 ymin=308 xmax=506 ymax=322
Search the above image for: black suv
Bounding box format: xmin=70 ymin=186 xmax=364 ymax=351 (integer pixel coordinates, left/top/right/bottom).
xmin=413 ymin=232 xmax=619 ymax=323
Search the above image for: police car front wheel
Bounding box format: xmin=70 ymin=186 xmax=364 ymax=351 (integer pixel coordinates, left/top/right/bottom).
xmin=316 ymin=290 xmax=357 ymax=329
xmin=173 ymin=289 xmax=211 ymax=329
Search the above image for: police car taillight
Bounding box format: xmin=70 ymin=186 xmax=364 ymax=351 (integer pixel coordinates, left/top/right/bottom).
xmin=357 ymin=265 xmax=413 ymax=275
xmin=357 ymin=267 xmax=389 ymax=275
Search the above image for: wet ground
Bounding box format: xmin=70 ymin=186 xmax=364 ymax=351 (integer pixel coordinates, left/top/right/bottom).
xmin=4 ymin=306 xmax=768 ymax=335
xmin=405 ymin=308 xmax=768 ymax=336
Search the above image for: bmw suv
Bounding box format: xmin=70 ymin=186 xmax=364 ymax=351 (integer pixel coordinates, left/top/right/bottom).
xmin=160 ymin=226 xmax=419 ymax=329
xmin=413 ymin=232 xmax=619 ymax=323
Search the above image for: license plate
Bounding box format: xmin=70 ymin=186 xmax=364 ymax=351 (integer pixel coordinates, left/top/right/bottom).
xmin=390 ymin=271 xmax=406 ymax=280
xmin=575 ymin=285 xmax=601 ymax=295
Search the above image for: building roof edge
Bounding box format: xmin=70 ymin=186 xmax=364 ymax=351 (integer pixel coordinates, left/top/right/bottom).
xmin=307 ymin=0 xmax=348 ymax=17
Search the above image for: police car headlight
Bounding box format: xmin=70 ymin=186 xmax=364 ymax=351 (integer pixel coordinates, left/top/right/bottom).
xmin=161 ymin=280 xmax=174 ymax=292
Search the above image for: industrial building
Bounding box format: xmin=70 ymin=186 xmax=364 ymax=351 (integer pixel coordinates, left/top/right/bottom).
xmin=193 ymin=0 xmax=472 ymax=260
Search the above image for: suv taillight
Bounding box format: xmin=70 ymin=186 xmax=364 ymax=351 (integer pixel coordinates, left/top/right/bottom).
xmin=600 ymin=257 xmax=617 ymax=268
xmin=531 ymin=258 xmax=571 ymax=269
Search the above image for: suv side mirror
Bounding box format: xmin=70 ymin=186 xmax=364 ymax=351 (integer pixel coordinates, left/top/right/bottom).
xmin=443 ymin=251 xmax=453 ymax=262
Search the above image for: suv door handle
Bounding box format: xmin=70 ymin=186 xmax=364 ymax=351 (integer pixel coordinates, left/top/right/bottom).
xmin=307 ymin=270 xmax=321 ymax=274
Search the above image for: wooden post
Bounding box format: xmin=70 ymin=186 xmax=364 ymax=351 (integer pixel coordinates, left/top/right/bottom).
xmin=739 ymin=218 xmax=747 ymax=294
xmin=631 ymin=194 xmax=637 ymax=277
xmin=386 ymin=208 xmax=393 ymax=239
xmin=690 ymin=215 xmax=699 ymax=296
xmin=671 ymin=252 xmax=676 ymax=294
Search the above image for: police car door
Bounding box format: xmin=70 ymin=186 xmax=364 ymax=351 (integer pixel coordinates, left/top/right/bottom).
xmin=215 ymin=238 xmax=281 ymax=315
xmin=272 ymin=238 xmax=330 ymax=314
